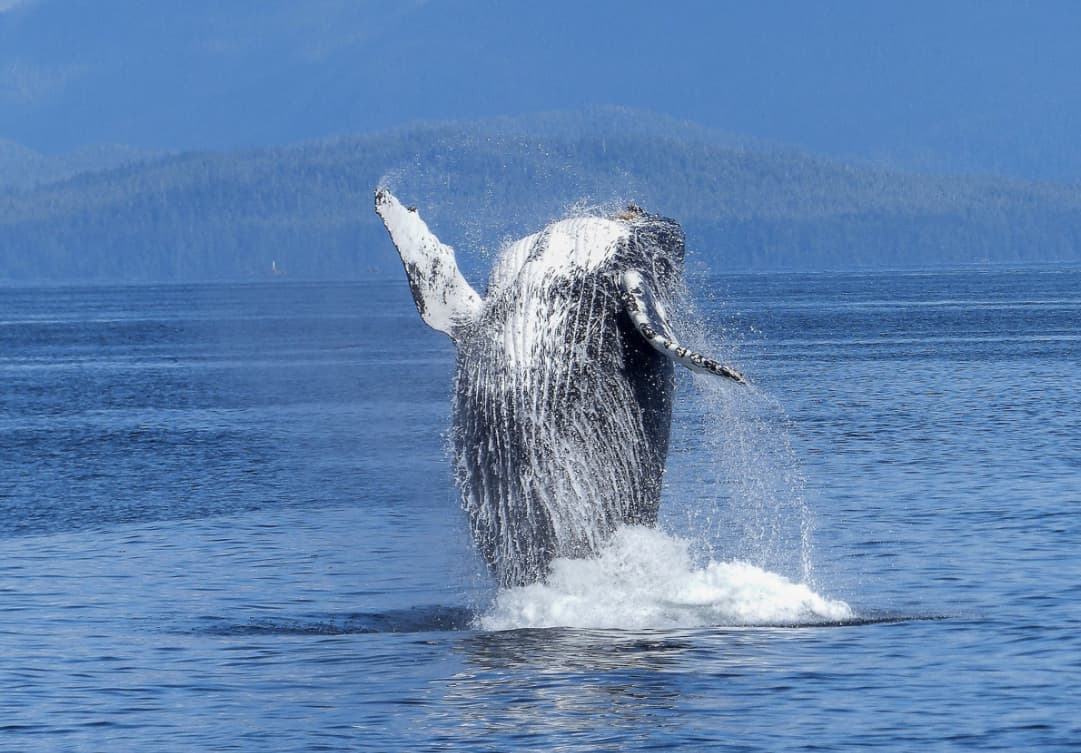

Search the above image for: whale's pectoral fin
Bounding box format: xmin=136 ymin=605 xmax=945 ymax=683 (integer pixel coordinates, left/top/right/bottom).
xmin=375 ymin=188 xmax=483 ymax=339
xmin=619 ymin=270 xmax=746 ymax=384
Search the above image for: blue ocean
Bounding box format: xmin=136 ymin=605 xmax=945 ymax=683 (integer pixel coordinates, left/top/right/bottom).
xmin=2 ymin=267 xmax=1079 ymax=751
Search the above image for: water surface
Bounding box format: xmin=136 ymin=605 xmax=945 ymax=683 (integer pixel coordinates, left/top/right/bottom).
xmin=2 ymin=269 xmax=1078 ymax=750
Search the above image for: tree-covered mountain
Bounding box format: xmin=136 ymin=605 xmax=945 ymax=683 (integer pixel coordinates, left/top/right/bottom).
xmin=2 ymin=110 xmax=1080 ymax=282
xmin=0 ymin=139 xmax=158 ymax=191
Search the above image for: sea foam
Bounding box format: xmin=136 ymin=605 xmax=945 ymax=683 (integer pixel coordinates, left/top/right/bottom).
xmin=478 ymin=526 xmax=852 ymax=630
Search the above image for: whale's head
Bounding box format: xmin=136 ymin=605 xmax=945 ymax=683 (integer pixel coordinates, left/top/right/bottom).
xmin=607 ymin=204 xmax=686 ymax=298
xmin=606 ymin=205 xmax=745 ymax=384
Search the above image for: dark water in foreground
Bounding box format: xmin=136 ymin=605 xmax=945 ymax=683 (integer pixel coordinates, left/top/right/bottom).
xmin=2 ymin=269 xmax=1079 ymax=751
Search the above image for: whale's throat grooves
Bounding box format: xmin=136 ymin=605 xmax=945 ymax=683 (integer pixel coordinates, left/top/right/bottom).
xmin=452 ymin=238 xmax=673 ymax=588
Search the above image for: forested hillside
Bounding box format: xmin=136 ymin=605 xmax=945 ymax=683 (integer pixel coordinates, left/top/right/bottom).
xmin=0 ymin=139 xmax=157 ymax=191
xmin=3 ymin=111 xmax=1080 ymax=281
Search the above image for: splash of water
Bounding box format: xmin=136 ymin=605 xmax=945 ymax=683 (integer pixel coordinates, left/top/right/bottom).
xmin=378 ymin=140 xmax=648 ymax=270
xmin=668 ymin=377 xmax=817 ymax=582
xmin=478 ymin=526 xmax=851 ymax=630
xmin=664 ymin=276 xmax=817 ymax=585
xmin=470 ymin=268 xmax=842 ymax=629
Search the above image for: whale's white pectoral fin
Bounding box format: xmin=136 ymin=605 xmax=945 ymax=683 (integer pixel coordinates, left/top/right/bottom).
xmin=375 ymin=188 xmax=483 ymax=339
xmin=619 ymin=270 xmax=746 ymax=384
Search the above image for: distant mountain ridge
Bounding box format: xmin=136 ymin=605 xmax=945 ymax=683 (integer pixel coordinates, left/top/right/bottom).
xmin=2 ymin=110 xmax=1080 ymax=282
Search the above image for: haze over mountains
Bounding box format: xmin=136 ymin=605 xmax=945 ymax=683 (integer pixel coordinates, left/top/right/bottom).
xmin=2 ymin=1 xmax=1080 ymax=280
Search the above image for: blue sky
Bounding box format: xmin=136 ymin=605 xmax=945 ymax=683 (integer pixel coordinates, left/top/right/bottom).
xmin=2 ymin=0 xmax=1080 ymax=179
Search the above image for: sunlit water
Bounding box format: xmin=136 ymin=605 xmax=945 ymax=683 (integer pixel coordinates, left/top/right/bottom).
xmin=2 ymin=269 xmax=1079 ymax=751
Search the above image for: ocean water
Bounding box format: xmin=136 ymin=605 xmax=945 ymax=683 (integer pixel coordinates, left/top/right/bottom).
xmin=1 ymin=268 xmax=1079 ymax=751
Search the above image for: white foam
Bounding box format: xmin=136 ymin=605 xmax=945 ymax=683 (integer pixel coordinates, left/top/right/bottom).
xmin=477 ymin=526 xmax=852 ymax=631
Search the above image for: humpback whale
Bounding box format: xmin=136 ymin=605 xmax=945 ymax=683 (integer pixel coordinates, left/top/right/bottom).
xmin=375 ymin=189 xmax=744 ymax=587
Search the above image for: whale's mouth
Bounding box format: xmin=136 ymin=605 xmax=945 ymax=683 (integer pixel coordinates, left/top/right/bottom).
xmin=619 ymin=270 xmax=746 ymax=383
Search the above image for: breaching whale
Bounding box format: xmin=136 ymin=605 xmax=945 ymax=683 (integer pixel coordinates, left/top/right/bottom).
xmin=375 ymin=189 xmax=744 ymax=587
